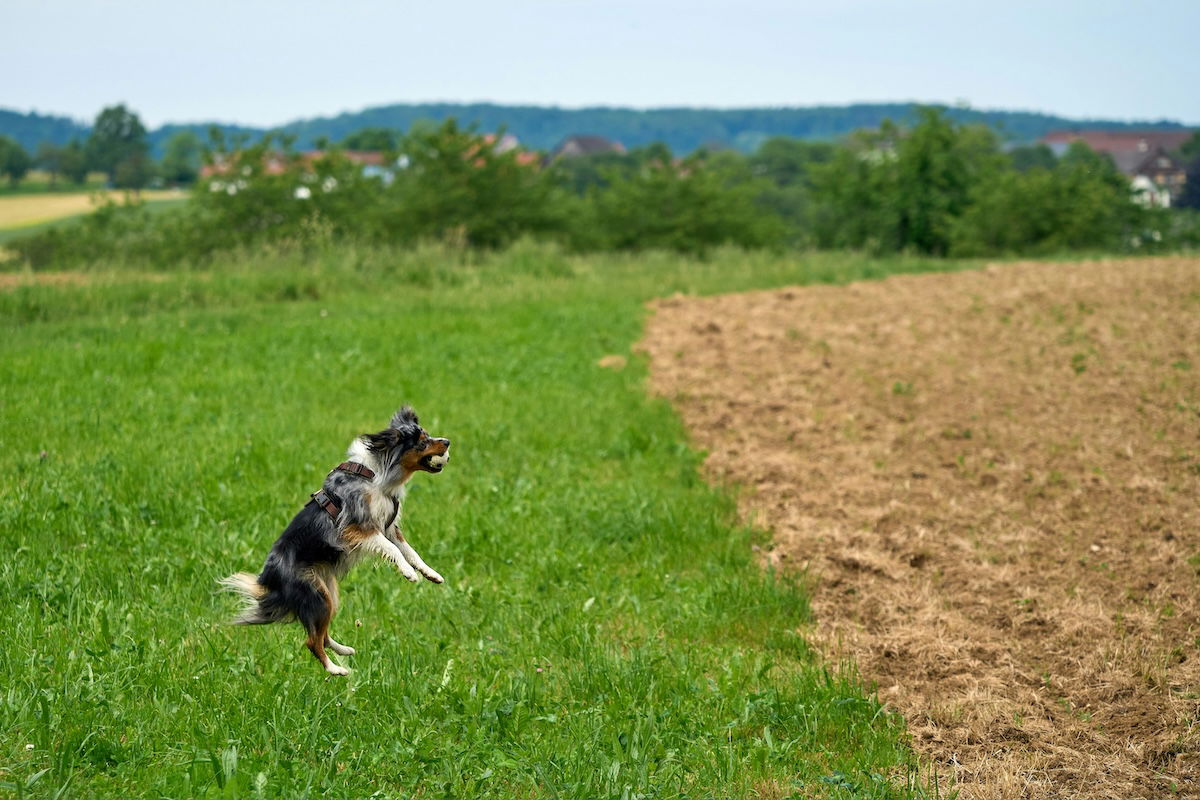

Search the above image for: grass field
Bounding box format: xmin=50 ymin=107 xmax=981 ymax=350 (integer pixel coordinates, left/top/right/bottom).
xmin=0 ymin=190 xmax=186 ymax=233
xmin=0 ymin=245 xmax=971 ymax=798
xmin=0 ymin=172 xmax=110 ymax=197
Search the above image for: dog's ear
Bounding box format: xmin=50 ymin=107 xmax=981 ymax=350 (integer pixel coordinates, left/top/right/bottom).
xmin=390 ymin=406 xmax=419 ymax=430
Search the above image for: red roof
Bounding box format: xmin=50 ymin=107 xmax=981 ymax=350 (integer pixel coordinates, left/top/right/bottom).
xmin=1040 ymin=130 xmax=1193 ymax=154
xmin=201 ymin=150 xmax=389 ymax=178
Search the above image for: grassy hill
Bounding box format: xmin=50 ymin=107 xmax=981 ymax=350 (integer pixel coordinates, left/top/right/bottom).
xmin=3 ymin=102 xmax=1192 ymax=157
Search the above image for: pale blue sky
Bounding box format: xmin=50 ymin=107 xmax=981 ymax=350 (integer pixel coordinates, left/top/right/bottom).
xmin=3 ymin=0 xmax=1197 ymax=127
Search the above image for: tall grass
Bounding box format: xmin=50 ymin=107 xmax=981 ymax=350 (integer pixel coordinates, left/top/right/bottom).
xmin=0 ymin=245 xmax=966 ymax=798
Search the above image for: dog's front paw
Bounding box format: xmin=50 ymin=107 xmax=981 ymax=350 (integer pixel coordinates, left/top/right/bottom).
xmin=421 ymin=567 xmax=444 ymax=584
xmin=391 ymin=556 xmax=421 ymax=582
xmin=325 ymin=664 xmax=350 ymax=677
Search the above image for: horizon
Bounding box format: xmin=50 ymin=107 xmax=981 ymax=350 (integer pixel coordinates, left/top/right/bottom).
xmin=4 ymin=98 xmax=1195 ymax=134
xmin=4 ymin=1 xmax=1198 ymax=129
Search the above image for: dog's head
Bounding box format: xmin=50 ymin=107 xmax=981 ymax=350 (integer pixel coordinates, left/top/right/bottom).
xmin=362 ymin=406 xmax=451 ymax=480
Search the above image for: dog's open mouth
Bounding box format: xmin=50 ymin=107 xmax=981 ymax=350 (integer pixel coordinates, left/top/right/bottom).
xmin=421 ymin=451 xmax=450 ymax=473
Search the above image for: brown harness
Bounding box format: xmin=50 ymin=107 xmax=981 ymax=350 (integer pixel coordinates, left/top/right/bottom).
xmin=334 ymin=461 xmax=375 ymax=479
xmin=309 ymin=461 xmax=376 ymax=519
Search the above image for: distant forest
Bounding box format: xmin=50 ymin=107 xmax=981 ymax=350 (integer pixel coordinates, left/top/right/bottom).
xmin=1 ymin=102 xmax=1191 ymax=157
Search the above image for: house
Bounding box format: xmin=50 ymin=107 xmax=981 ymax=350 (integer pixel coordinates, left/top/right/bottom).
xmin=479 ymin=134 xmax=542 ymax=167
xmin=201 ymin=133 xmax=540 ymax=188
xmin=200 ymin=150 xmax=391 ymax=179
xmin=549 ymin=135 xmax=627 ymax=159
xmin=1040 ymin=129 xmax=1192 ymax=207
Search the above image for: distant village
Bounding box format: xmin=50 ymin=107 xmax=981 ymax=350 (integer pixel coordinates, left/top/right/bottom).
xmin=201 ymin=128 xmax=1192 ymax=209
xmin=1040 ymin=129 xmax=1191 ymax=207
xmin=200 ymin=133 xmax=626 ymax=180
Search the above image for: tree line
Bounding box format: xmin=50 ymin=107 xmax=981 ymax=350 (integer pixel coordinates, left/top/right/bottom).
xmin=7 ymin=106 xmax=1200 ymax=268
xmin=2 ymin=102 xmax=1192 ymax=159
xmin=0 ymin=104 xmax=204 ymax=190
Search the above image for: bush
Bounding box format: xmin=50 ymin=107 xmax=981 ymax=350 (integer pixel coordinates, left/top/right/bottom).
xmin=390 ymin=121 xmax=568 ymax=248
xmin=4 ymin=110 xmax=1189 ymax=270
xmin=580 ymin=153 xmax=786 ymax=254
xmin=950 ymin=144 xmax=1144 ymax=256
xmin=809 ymin=109 xmax=1150 ymax=258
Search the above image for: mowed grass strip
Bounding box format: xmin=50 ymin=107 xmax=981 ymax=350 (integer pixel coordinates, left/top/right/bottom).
xmin=0 ymin=190 xmax=184 ymax=231
xmin=0 ymin=247 xmax=964 ymax=799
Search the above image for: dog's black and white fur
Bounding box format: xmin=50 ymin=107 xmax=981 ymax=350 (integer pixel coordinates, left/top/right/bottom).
xmin=222 ymin=406 xmax=450 ymax=675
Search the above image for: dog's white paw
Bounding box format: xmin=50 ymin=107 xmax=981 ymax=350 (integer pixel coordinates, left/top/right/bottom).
xmin=421 ymin=568 xmax=444 ymax=584
xmin=391 ymin=556 xmax=421 ymax=582
xmin=325 ymin=663 xmax=350 ymax=677
xmin=328 ymin=642 xmax=356 ymax=656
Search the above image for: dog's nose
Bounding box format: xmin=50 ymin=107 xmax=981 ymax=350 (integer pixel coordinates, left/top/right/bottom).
xmin=439 ymin=438 xmax=451 ymax=449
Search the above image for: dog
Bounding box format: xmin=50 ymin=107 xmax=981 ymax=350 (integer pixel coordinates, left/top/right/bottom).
xmin=221 ymin=406 xmax=450 ymax=675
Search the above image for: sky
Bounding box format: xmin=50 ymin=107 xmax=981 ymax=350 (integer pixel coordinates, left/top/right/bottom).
xmin=3 ymin=0 xmax=1197 ymax=128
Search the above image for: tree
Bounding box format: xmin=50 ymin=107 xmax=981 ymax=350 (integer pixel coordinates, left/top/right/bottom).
xmin=950 ymin=141 xmax=1142 ymax=255
xmin=0 ymin=136 xmax=32 ymax=187
xmin=35 ymin=142 xmax=64 ymax=187
xmin=341 ymin=127 xmax=399 ymax=151
xmin=584 ymin=149 xmax=786 ymax=253
xmin=113 ymin=154 xmax=154 ymax=192
xmin=160 ymin=130 xmax=202 ymax=185
xmin=1176 ymin=157 xmax=1200 ymax=210
xmin=749 ymin=137 xmax=836 ymax=188
xmin=891 ymin=108 xmax=1001 ymax=254
xmin=747 ymin=137 xmax=836 ymax=240
xmin=810 ymin=108 xmax=1003 ymax=254
xmin=59 ymin=139 xmax=89 ymax=185
xmin=1008 ymin=143 xmax=1057 ymax=172
xmin=1178 ymin=131 xmax=1200 ymax=163
xmin=389 ymin=120 xmax=565 ymax=248
xmin=86 ymin=104 xmax=150 ymax=187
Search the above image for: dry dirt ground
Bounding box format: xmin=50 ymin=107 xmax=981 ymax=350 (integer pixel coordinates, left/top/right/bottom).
xmin=640 ymin=258 xmax=1200 ymax=799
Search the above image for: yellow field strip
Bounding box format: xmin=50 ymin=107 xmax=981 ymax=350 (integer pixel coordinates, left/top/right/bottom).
xmin=0 ymin=190 xmax=184 ymax=230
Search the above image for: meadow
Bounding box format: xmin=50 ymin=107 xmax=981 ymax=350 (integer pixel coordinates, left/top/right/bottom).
xmin=0 ymin=172 xmax=110 ymax=197
xmin=0 ymin=245 xmax=972 ymax=799
xmin=0 ymin=190 xmax=185 ymax=245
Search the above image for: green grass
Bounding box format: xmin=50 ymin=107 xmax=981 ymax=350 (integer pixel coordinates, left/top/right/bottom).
xmin=0 ymin=198 xmax=189 ymax=246
xmin=0 ymin=244 xmax=972 ymax=798
xmin=0 ymin=212 xmax=91 ymax=245
xmin=0 ymin=175 xmax=109 ymax=196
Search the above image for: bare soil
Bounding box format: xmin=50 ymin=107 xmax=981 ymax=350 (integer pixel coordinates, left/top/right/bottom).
xmin=640 ymin=258 xmax=1200 ymax=799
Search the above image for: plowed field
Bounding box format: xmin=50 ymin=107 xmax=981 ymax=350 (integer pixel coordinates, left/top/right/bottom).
xmin=641 ymin=258 xmax=1200 ymax=798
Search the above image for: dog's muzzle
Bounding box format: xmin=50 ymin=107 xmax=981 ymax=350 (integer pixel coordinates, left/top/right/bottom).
xmin=423 ymin=440 xmax=450 ymax=472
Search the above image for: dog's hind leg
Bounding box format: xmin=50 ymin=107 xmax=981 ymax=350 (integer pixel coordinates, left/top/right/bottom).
xmin=325 ymin=636 xmax=356 ymax=656
xmin=297 ymin=572 xmax=348 ymax=676
xmin=321 ymin=574 xmax=356 ymax=656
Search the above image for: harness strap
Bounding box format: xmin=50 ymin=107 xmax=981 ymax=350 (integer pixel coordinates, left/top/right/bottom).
xmin=335 ymin=461 xmax=375 ymax=479
xmin=311 ymin=489 xmax=341 ymax=519
xmin=310 ymin=462 xmax=382 ymax=522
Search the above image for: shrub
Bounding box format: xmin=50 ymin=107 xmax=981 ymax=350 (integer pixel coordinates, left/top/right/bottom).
xmin=582 ymin=153 xmax=786 ymax=254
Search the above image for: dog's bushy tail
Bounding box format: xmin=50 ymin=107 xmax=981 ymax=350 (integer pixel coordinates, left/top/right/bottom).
xmin=219 ymin=572 xmax=278 ymax=624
